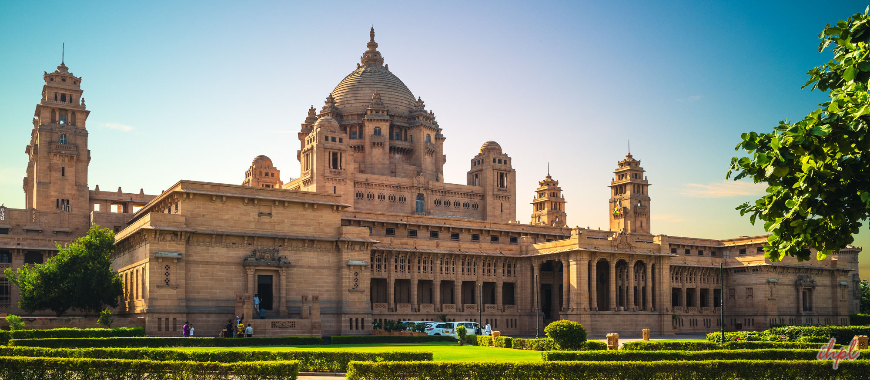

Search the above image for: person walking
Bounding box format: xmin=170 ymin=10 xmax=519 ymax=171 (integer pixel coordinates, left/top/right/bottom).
xmin=484 ymin=322 xmax=492 ymax=336
xmin=245 ymin=323 xmax=253 ymax=337
xmin=253 ymin=294 xmax=260 ymax=314
xmin=182 ymin=321 xmax=190 ymax=337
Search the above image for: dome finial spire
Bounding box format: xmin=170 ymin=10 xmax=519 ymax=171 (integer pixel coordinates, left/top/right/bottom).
xmin=370 ymin=26 xmax=375 ymax=43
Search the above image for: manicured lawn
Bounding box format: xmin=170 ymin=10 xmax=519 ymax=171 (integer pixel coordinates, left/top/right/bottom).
xmin=183 ymin=342 xmax=542 ymax=362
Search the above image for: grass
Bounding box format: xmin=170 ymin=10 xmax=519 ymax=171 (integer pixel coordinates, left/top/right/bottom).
xmin=182 ymin=342 xmax=542 ymax=362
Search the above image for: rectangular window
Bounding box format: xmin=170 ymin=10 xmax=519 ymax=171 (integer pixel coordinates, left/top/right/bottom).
xmin=698 ymin=250 xmax=703 ymax=256
xmin=711 ymin=250 xmax=717 ymax=257
xmin=670 ymin=248 xmax=677 ymax=254
xmin=350 ymin=131 xmax=357 ymax=139
xmin=339 ymin=138 xmax=343 ymax=143
xmin=325 ymin=136 xmax=329 ymax=142
xmin=61 ymin=167 xmax=65 ymax=177
xmin=0 ymin=228 xmax=8 ymax=235
xmin=450 ymin=232 xmax=460 ymax=241
xmin=684 ymin=249 xmax=690 ymax=255
xmin=490 ymin=235 xmax=499 ymax=243
xmin=509 ymin=236 xmax=518 ymax=244
xmin=408 ymin=229 xmax=418 ymax=238
xmin=385 ymin=228 xmax=396 ymax=236
xmin=471 ymin=234 xmax=480 ymax=242
xmin=739 ymin=249 xmax=747 ymax=255
xmin=429 ymin=231 xmax=439 ymax=239
xmin=757 ymin=247 xmax=763 ymax=253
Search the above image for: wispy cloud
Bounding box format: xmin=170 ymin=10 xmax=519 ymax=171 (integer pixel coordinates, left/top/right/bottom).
xmin=680 ymin=180 xmax=767 ymax=198
xmin=104 ymin=122 xmax=133 ymax=132
xmin=651 ymin=214 xmax=687 ymax=223
xmin=677 ymin=95 xmax=702 ymax=102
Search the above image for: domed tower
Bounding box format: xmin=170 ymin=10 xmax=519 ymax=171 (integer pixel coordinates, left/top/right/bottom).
xmin=24 ymin=60 xmax=91 ymax=215
xmin=530 ymin=169 xmax=567 ymax=227
xmin=467 ymin=141 xmax=516 ymax=223
xmin=243 ymin=156 xmax=282 ymax=188
xmin=609 ymin=153 xmax=651 ymax=234
xmin=295 ymin=28 xmax=445 ymax=182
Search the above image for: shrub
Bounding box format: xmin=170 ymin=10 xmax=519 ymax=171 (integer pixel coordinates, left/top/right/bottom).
xmin=0 ymin=346 xmax=431 ymax=372
xmin=723 ymin=341 xmax=843 ymax=350
xmin=542 ymin=349 xmax=868 ymax=361
xmin=707 ymin=325 xmax=870 ymax=344
xmin=475 ymin=335 xmax=491 ymax=346
xmin=621 ymin=341 xmax=720 ymax=351
xmin=5 ymin=315 xmax=24 ymax=331
xmin=414 ymin=323 xmax=427 ymax=333
xmin=330 ymin=335 xmax=455 ymax=344
xmin=851 ymin=314 xmax=870 ymax=325
xmin=511 ymin=338 xmax=557 ymax=351
xmin=456 ymin=325 xmax=467 ymax=345
xmin=9 ymin=336 xmax=322 ymax=348
xmin=493 ymin=336 xmax=512 ymax=348
xmin=0 ymin=356 xmax=300 ymax=380
xmin=544 ymin=320 xmax=587 ymax=350
xmin=0 ymin=327 xmax=144 ymax=345
xmin=97 ymin=308 xmax=114 ymax=327
xmin=581 ymin=340 xmax=607 ymax=350
xmin=346 ymin=360 xmax=870 ymax=380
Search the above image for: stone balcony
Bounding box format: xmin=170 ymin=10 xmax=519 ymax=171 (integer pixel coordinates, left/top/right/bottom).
xmin=463 ymin=304 xmax=477 ymax=312
xmin=441 ymin=304 xmax=456 ymax=312
xmin=484 ymin=304 xmax=497 ymax=313
xmin=373 ymin=303 xmax=388 ymax=313
xmin=396 ymin=303 xmax=412 ymax=313
xmin=419 ymin=304 xmax=434 ymax=313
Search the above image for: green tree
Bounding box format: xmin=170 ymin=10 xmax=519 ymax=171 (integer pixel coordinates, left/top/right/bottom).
xmin=97 ymin=308 xmax=114 ymax=327
xmin=4 ymin=226 xmax=123 ymax=316
xmin=861 ymin=279 xmax=870 ymax=313
xmin=456 ymin=324 xmax=467 ymax=345
xmin=728 ymin=7 xmax=870 ymax=262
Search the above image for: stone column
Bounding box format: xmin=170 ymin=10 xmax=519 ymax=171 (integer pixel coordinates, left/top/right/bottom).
xmin=279 ymin=268 xmax=289 ymax=317
xmin=609 ymin=255 xmax=617 ymax=311
xmin=627 ymin=260 xmax=635 ymax=311
xmin=645 ymin=261 xmax=653 ymax=311
xmin=246 ymin=268 xmax=255 ymax=296
xmin=410 ymin=253 xmax=418 ymax=312
xmin=576 ymin=254 xmax=589 ymax=311
xmin=496 ymin=259 xmax=504 ymax=311
xmin=387 ymin=253 xmax=395 ymax=312
xmin=435 ymin=254 xmax=442 ymax=312
xmin=589 ymin=255 xmax=597 ymax=311
xmin=533 ymin=262 xmax=541 ymax=313
xmin=562 ymin=256 xmax=570 ymax=312
xmin=681 ymin=267 xmax=687 ymax=310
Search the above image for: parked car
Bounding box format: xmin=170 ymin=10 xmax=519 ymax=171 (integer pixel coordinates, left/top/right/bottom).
xmin=426 ymin=321 xmax=480 ymax=336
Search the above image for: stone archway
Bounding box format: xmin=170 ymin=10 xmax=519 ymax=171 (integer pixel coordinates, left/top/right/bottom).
xmin=595 ymin=259 xmax=610 ymax=311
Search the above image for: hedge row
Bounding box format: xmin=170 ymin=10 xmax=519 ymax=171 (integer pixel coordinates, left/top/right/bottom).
xmin=8 ymin=336 xmax=322 ymax=348
xmin=345 ymin=360 xmax=870 ymax=380
xmin=851 ymin=314 xmax=870 ymax=325
xmin=0 ymin=356 xmax=300 ymax=380
xmin=707 ymin=325 xmax=870 ymax=343
xmin=510 ymin=338 xmax=605 ymax=351
xmin=473 ymin=335 xmax=513 ymax=348
xmin=330 ymin=335 xmax=455 ymax=345
xmin=621 ymin=340 xmax=842 ymax=351
xmin=542 ymin=349 xmax=870 ymax=362
xmin=0 ymin=346 xmax=430 ymax=372
xmin=0 ymin=327 xmax=144 ymax=344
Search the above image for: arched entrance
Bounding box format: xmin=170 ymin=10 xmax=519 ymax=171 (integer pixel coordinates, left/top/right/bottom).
xmin=595 ymin=259 xmax=609 ymax=311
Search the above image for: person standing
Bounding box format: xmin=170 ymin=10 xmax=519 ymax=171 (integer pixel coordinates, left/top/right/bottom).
xmin=182 ymin=321 xmax=190 ymax=337
xmin=190 ymin=325 xmax=195 ymax=337
xmin=245 ymin=323 xmax=253 ymax=337
xmin=237 ymin=320 xmax=245 ymax=337
xmin=225 ymin=320 xmax=234 ymax=338
xmin=253 ymin=294 xmax=260 ymax=314
xmin=484 ymin=322 xmax=492 ymax=336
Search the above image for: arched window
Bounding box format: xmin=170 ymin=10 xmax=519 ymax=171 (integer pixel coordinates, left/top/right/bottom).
xmin=415 ymin=193 xmax=425 ymax=213
xmin=59 ymin=134 xmax=68 ymax=145
xmin=426 ymin=134 xmax=431 ymax=143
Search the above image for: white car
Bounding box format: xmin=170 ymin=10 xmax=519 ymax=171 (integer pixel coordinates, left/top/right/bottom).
xmin=425 ymin=321 xmax=480 ymax=337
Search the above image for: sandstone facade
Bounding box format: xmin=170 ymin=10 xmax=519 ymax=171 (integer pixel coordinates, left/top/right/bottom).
xmin=0 ymin=30 xmax=861 ymax=337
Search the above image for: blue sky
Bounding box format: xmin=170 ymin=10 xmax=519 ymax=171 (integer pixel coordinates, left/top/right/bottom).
xmin=1 ymin=0 xmax=868 ymax=277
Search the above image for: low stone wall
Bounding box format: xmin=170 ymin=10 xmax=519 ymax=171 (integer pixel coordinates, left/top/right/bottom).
xmin=0 ymin=316 xmax=145 ymax=330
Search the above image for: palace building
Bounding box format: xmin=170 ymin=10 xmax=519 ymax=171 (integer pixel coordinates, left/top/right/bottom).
xmin=0 ymin=29 xmax=862 ymax=337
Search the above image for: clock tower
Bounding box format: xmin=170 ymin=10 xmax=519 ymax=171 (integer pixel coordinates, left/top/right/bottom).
xmin=609 ymin=153 xmax=651 ymax=234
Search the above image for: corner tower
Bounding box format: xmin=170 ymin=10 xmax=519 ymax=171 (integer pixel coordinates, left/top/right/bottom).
xmin=24 ymin=61 xmax=90 ymax=215
xmin=467 ymin=141 xmax=516 ymax=223
xmin=609 ymin=153 xmax=650 ymax=234
xmin=530 ymin=170 xmax=567 ymax=227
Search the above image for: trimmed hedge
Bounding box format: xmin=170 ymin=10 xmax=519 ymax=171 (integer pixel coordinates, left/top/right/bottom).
xmin=494 ymin=336 xmax=513 ymax=348
xmin=330 ymin=335 xmax=455 ymax=345
xmin=542 ymin=349 xmax=869 ymax=361
xmin=851 ymin=314 xmax=870 ymax=325
xmin=621 ymin=341 xmax=720 ymax=351
xmin=707 ymin=325 xmax=870 ymax=343
xmin=346 ymin=360 xmax=870 ymax=380
xmin=0 ymin=346 xmax=431 ymax=372
xmin=0 ymin=327 xmax=144 ymax=344
xmin=621 ymin=340 xmax=841 ymax=351
xmin=9 ymin=336 xmax=322 ymax=348
xmin=0 ymin=356 xmax=300 ymax=380
xmin=511 ymin=338 xmax=603 ymax=351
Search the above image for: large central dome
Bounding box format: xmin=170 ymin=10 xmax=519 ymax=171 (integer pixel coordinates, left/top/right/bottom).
xmin=330 ymin=28 xmax=417 ymax=114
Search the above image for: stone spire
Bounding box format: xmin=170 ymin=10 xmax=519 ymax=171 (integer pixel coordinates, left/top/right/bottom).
xmin=304 ymin=105 xmax=318 ymax=124
xmin=320 ymin=94 xmax=340 ymax=118
xmin=369 ymin=90 xmax=385 ymax=110
xmin=361 ymin=27 xmax=385 ymax=67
